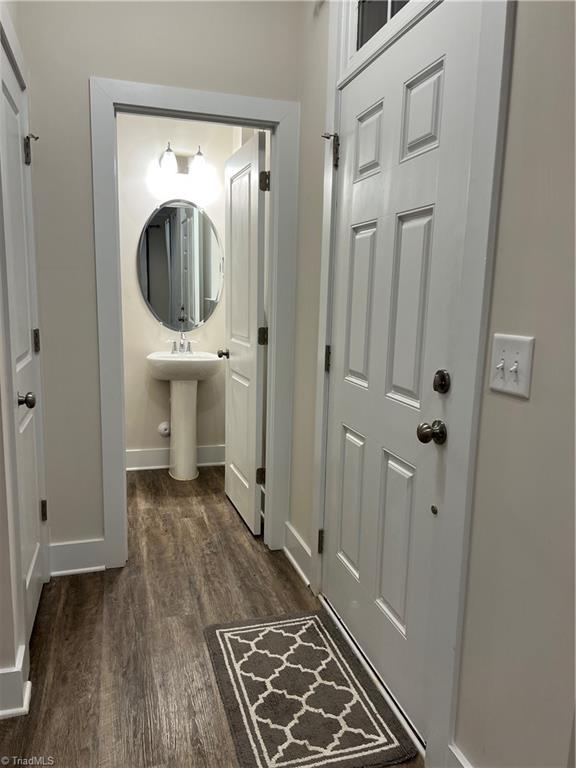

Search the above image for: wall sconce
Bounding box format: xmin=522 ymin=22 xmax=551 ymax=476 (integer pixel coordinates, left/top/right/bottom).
xmin=159 ymin=142 xmax=178 ymax=175
xmin=187 ymin=146 xmax=220 ymax=207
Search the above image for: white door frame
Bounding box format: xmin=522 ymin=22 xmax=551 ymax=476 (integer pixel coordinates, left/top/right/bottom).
xmin=311 ymin=2 xmax=516 ymax=765
xmin=90 ymin=78 xmax=299 ymax=567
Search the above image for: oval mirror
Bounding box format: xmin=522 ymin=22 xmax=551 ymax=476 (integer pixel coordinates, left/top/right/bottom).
xmin=137 ymin=199 xmax=223 ymax=331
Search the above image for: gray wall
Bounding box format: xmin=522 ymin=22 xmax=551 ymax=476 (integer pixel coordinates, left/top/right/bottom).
xmin=454 ymin=3 xmax=575 ymax=766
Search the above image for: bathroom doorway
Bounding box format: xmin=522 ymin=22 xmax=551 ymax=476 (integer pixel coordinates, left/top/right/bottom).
xmin=90 ymin=79 xmax=300 ymax=566
xmin=117 ymin=112 xmax=269 ymax=535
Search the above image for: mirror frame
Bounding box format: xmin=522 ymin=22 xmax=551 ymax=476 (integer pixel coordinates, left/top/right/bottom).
xmin=136 ymin=198 xmax=224 ymax=331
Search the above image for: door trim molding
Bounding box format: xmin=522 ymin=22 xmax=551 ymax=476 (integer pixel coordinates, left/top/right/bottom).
xmin=312 ymin=1 xmax=516 ymax=764
xmin=90 ymin=78 xmax=300 ymax=565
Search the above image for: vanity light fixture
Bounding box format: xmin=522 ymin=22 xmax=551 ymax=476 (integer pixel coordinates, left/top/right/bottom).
xmin=187 ymin=145 xmax=208 ymax=178
xmin=159 ymin=142 xmax=178 ymax=175
xmin=187 ymin=145 xmax=220 ymax=207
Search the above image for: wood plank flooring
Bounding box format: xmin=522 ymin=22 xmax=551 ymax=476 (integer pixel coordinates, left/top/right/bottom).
xmin=0 ymin=468 xmax=423 ymax=768
xmin=0 ymin=468 xmax=318 ymax=768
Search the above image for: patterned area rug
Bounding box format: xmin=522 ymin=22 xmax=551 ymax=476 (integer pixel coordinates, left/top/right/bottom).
xmin=205 ymin=611 xmax=417 ymax=768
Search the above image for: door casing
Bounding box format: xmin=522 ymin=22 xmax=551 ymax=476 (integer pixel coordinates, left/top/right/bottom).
xmin=90 ymin=79 xmax=300 ymax=567
xmin=311 ymin=1 xmax=516 ymax=764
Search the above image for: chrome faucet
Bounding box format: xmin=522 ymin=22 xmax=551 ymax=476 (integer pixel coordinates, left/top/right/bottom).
xmin=178 ymin=304 xmax=187 ymax=352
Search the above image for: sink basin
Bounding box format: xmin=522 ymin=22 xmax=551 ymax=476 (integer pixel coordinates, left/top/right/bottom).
xmin=147 ymin=351 xmax=220 ymax=381
xmin=146 ymin=350 xmax=222 ymax=481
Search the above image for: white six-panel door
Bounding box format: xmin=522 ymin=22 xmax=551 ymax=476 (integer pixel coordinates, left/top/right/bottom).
xmin=0 ymin=46 xmax=46 ymax=638
xmin=224 ymin=133 xmax=266 ymax=534
xmin=323 ymin=1 xmax=483 ymax=740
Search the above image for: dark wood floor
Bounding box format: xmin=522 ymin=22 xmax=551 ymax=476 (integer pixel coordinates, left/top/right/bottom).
xmin=1 ymin=468 xmax=423 ymax=768
xmin=0 ymin=468 xmax=319 ymax=768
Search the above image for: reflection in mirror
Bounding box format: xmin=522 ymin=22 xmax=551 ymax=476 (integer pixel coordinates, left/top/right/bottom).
xmin=137 ymin=200 xmax=223 ymax=331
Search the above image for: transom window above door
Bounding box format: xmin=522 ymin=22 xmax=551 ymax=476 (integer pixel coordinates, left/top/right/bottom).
xmin=356 ymin=0 xmax=410 ymax=49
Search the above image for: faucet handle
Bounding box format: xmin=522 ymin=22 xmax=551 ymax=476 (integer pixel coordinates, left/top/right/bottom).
xmin=171 ymin=340 xmax=177 ymax=354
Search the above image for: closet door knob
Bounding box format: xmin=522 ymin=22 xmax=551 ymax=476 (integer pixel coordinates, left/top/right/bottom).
xmin=17 ymin=391 xmax=36 ymax=409
xmin=217 ymin=348 xmax=230 ymax=359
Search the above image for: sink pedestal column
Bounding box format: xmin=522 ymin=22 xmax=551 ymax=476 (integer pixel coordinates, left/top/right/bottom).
xmin=169 ymin=380 xmax=198 ymax=481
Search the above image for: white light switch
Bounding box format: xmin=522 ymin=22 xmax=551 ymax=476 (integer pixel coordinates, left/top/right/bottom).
xmin=489 ymin=333 xmax=535 ymax=399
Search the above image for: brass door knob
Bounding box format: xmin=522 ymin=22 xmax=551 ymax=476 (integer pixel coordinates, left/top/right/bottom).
xmin=217 ymin=348 xmax=230 ymax=359
xmin=416 ymin=419 xmax=447 ymax=445
xmin=17 ymin=391 xmax=36 ymax=409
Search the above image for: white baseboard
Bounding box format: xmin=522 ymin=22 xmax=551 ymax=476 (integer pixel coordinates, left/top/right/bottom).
xmin=125 ymin=444 xmax=225 ymax=471
xmin=448 ymin=744 xmax=475 ymax=768
xmin=283 ymin=521 xmax=312 ymax=586
xmin=49 ymin=538 xmax=106 ymax=576
xmin=0 ymin=645 xmax=31 ymax=719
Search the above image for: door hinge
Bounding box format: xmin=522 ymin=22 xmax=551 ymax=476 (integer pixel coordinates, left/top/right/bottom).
xmin=317 ymin=529 xmax=324 ymax=554
xmin=33 ymin=328 xmax=41 ymax=354
xmin=259 ymin=170 xmax=271 ymax=192
xmin=258 ymin=326 xmax=269 ymax=346
xmin=322 ymin=132 xmax=340 ymax=169
xmin=40 ymin=499 xmax=47 ymax=523
xmin=23 ymin=134 xmax=39 ymax=166
xmin=324 ymin=344 xmax=331 ymax=373
xmin=256 ymin=467 xmax=266 ymax=485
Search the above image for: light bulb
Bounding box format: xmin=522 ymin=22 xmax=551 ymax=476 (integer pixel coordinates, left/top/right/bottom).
xmin=187 ymin=146 xmax=221 ymax=207
xmin=159 ymin=142 xmax=177 ymax=175
xmin=187 ymin=146 xmax=206 ymax=174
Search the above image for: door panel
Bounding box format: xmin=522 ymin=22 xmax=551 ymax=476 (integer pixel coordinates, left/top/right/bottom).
xmin=224 ymin=133 xmax=265 ymax=534
xmin=323 ymin=2 xmax=481 ymax=739
xmin=1 ymin=47 xmax=46 ymax=637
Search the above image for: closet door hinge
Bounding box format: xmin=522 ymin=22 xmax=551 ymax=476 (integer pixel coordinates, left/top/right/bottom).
xmin=40 ymin=499 xmax=48 ymax=523
xmin=321 ymin=132 xmax=340 ymax=169
xmin=23 ymin=134 xmax=39 ymax=166
xmin=33 ymin=328 xmax=41 ymax=354
xmin=317 ymin=529 xmax=325 ymax=554
xmin=259 ymin=170 xmax=271 ymax=192
xmin=324 ymin=344 xmax=331 ymax=373
xmin=258 ymin=326 xmax=269 ymax=346
xmin=256 ymin=467 xmax=266 ymax=485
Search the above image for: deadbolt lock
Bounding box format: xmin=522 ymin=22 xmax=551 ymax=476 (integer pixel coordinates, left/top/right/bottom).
xmin=433 ymin=369 xmax=451 ymax=394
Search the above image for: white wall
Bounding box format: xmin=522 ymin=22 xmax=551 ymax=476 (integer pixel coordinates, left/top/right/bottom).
xmin=454 ymin=3 xmax=575 ymax=766
xmin=117 ymin=114 xmax=235 ymax=461
xmin=13 ymin=0 xmax=306 ymax=542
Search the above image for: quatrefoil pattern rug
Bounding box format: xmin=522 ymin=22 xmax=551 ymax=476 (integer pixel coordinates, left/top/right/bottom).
xmin=205 ymin=611 xmax=417 ymax=768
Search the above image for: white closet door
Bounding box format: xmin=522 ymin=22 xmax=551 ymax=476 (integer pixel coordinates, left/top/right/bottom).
xmin=0 ymin=45 xmax=47 ymax=637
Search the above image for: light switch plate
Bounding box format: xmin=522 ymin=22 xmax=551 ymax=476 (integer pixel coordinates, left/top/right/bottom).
xmin=489 ymin=333 xmax=535 ymax=399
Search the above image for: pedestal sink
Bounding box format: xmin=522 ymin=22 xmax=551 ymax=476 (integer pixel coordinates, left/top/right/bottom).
xmin=147 ymin=351 xmax=220 ymax=481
